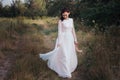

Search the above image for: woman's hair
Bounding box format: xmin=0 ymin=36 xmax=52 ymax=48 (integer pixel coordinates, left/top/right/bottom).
xmin=60 ymin=8 xmax=70 ymax=21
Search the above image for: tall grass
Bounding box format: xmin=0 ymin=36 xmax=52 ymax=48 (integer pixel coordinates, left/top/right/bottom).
xmin=76 ymin=22 xmax=120 ymax=80
xmin=0 ymin=17 xmax=119 ymax=80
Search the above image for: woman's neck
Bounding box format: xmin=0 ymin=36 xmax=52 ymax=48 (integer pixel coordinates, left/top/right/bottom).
xmin=64 ymin=17 xmax=69 ymax=20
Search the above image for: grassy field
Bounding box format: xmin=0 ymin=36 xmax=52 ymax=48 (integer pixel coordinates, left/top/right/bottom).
xmin=0 ymin=17 xmax=119 ymax=80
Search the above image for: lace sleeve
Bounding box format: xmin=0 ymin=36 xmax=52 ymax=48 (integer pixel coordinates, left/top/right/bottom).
xmin=57 ymin=20 xmax=63 ymax=45
xmin=72 ymin=18 xmax=78 ymax=43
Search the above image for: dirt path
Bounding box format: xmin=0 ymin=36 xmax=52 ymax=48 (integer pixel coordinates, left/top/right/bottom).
xmin=0 ymin=19 xmax=51 ymax=80
xmin=0 ymin=51 xmax=16 ymax=80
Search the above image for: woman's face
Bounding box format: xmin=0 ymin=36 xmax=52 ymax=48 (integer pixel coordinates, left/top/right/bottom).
xmin=62 ymin=12 xmax=70 ymax=19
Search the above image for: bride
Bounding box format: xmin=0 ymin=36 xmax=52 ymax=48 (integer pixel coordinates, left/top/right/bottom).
xmin=39 ymin=8 xmax=82 ymax=78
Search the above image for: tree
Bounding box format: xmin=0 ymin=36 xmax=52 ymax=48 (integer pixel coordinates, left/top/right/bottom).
xmin=24 ymin=0 xmax=47 ymax=19
xmin=63 ymin=0 xmax=120 ymax=32
xmin=13 ymin=0 xmax=27 ymax=16
xmin=78 ymin=0 xmax=120 ymax=27
xmin=0 ymin=0 xmax=3 ymax=16
xmin=47 ymin=0 xmax=76 ymax=16
xmin=0 ymin=0 xmax=3 ymax=17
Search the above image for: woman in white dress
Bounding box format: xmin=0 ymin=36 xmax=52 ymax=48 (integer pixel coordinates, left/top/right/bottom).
xmin=39 ymin=8 xmax=82 ymax=78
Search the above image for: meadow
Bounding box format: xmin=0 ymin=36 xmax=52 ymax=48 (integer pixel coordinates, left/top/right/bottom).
xmin=0 ymin=17 xmax=119 ymax=80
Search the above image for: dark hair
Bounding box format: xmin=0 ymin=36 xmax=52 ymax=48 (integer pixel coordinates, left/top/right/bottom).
xmin=60 ymin=8 xmax=70 ymax=21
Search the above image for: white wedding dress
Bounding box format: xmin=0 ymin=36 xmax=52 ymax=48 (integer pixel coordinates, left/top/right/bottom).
xmin=39 ymin=18 xmax=78 ymax=78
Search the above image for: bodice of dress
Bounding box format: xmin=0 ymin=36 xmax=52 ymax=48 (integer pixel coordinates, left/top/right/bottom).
xmin=61 ymin=18 xmax=73 ymax=33
xmin=57 ymin=18 xmax=77 ymax=45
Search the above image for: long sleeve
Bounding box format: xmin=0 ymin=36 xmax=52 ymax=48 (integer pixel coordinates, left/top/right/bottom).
xmin=57 ymin=20 xmax=63 ymax=45
xmin=72 ymin=19 xmax=78 ymax=43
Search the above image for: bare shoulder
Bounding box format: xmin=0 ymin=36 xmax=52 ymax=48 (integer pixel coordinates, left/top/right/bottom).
xmin=69 ymin=18 xmax=74 ymax=21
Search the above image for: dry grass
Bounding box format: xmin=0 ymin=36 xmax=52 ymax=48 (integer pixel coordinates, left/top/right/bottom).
xmin=0 ymin=17 xmax=119 ymax=80
xmin=76 ymin=24 xmax=120 ymax=80
xmin=0 ymin=50 xmax=5 ymax=59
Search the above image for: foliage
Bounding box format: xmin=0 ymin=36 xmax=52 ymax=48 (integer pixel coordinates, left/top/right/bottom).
xmin=46 ymin=0 xmax=120 ymax=32
xmin=24 ymin=0 xmax=47 ymax=19
xmin=0 ymin=0 xmax=47 ymax=18
xmin=78 ymin=0 xmax=120 ymax=27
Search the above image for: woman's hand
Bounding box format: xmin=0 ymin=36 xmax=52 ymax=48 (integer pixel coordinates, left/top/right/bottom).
xmin=74 ymin=41 xmax=83 ymax=53
xmin=74 ymin=41 xmax=78 ymax=46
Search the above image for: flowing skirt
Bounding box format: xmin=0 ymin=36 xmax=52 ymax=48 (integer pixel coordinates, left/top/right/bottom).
xmin=39 ymin=32 xmax=78 ymax=78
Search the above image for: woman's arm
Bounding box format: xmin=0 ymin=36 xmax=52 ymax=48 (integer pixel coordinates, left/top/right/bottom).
xmin=71 ymin=18 xmax=78 ymax=45
xmin=71 ymin=19 xmax=83 ymax=53
xmin=57 ymin=20 xmax=63 ymax=47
